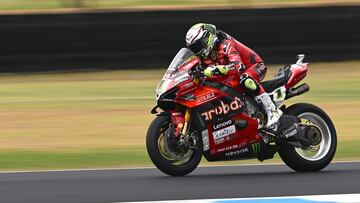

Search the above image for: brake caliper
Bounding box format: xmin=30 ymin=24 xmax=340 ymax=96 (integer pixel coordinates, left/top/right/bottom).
xmin=170 ymin=111 xmax=185 ymax=138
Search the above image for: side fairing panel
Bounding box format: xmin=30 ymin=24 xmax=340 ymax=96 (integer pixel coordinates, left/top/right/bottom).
xmin=175 ymin=85 xmax=226 ymax=108
xmin=192 ymin=94 xmax=262 ymax=161
xmin=175 ymin=82 xmax=263 ymax=162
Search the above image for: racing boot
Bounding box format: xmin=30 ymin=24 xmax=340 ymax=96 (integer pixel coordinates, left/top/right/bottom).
xmin=255 ymin=93 xmax=283 ymax=129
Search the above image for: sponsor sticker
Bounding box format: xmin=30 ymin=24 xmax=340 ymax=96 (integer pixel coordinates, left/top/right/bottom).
xmin=212 ymin=120 xmax=232 ymax=130
xmin=202 ymin=130 xmax=210 ymax=151
xmin=201 ymin=97 xmax=244 ymax=121
xmin=174 ymin=75 xmax=190 ymax=86
xmin=196 ymin=92 xmax=216 ymax=104
xmin=213 ymin=125 xmax=236 ymax=144
xmin=216 ymin=144 xmax=244 ymax=153
xmin=183 ymin=82 xmax=194 ymax=89
xmin=285 ymin=129 xmax=298 ymax=138
xmin=225 ymin=148 xmax=249 ymax=157
xmin=281 ymin=124 xmax=298 ymax=138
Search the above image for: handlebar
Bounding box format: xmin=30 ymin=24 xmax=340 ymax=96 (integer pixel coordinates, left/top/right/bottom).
xmin=188 ymin=65 xmax=205 ymax=78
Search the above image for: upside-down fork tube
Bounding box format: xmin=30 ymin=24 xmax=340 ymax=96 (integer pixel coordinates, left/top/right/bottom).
xmin=179 ymin=76 xmax=199 ymax=135
xmin=181 ymin=109 xmax=191 ymax=135
xmin=194 ymin=77 xmax=200 ymax=84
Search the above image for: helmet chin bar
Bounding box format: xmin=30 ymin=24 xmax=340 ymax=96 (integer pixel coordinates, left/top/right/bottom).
xmin=200 ymin=35 xmax=218 ymax=59
xmin=200 ymin=47 xmax=211 ymax=59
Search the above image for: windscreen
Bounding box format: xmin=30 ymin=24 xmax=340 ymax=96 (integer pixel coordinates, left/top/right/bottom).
xmin=156 ymin=48 xmax=196 ymax=99
xmin=164 ymin=48 xmax=195 ymax=79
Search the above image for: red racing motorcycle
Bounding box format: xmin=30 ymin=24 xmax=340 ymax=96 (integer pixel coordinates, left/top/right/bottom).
xmin=146 ymin=48 xmax=337 ymax=176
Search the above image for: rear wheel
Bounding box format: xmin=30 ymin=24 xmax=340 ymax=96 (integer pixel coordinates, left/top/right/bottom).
xmin=277 ymin=103 xmax=337 ymax=172
xmin=146 ymin=115 xmax=202 ymax=176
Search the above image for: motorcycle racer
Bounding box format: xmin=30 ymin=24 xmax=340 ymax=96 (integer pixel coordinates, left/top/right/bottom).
xmin=185 ymin=23 xmax=282 ymax=129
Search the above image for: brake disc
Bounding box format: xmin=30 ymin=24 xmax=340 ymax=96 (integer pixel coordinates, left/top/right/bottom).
xmin=163 ymin=128 xmax=193 ymax=161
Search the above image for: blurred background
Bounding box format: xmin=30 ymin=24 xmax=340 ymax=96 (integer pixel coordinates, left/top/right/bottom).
xmin=0 ymin=0 xmax=359 ymax=170
xmin=0 ymin=0 xmax=358 ymax=11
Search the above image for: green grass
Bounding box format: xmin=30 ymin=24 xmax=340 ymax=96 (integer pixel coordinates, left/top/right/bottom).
xmin=335 ymin=141 xmax=360 ymax=160
xmin=0 ymin=60 xmax=358 ymax=170
xmin=0 ymin=0 xmax=357 ymax=11
xmin=0 ymin=148 xmax=150 ymax=170
xmin=0 ymin=140 xmax=358 ymax=170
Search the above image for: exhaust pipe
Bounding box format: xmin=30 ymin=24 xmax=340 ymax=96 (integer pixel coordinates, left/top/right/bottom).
xmin=286 ymin=83 xmax=310 ymax=99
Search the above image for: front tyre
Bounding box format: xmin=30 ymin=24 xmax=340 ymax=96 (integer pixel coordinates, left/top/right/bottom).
xmin=278 ymin=103 xmax=337 ymax=172
xmin=146 ymin=115 xmax=202 ymax=176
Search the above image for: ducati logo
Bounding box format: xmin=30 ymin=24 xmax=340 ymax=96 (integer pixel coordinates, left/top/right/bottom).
xmin=201 ymin=97 xmax=244 ymax=121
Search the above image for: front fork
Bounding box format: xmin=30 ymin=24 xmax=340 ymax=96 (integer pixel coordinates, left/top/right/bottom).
xmin=170 ymin=77 xmax=199 ymax=140
xmin=171 ymin=108 xmax=191 ymax=137
xmin=178 ymin=76 xmax=201 ymax=135
xmin=182 ymin=109 xmax=191 ymax=135
xmin=170 ymin=108 xmax=198 ymax=150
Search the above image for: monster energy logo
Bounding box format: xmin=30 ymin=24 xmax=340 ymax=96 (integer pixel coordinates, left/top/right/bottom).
xmin=251 ymin=143 xmax=261 ymax=155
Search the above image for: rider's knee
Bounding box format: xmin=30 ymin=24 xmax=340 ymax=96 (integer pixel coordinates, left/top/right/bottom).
xmin=256 ymin=62 xmax=267 ymax=81
xmin=240 ymin=74 xmax=260 ymax=95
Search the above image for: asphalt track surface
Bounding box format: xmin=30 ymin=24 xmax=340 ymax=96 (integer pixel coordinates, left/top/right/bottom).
xmin=0 ymin=162 xmax=360 ymax=203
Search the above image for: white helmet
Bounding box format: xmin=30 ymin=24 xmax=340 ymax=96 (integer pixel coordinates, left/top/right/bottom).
xmin=185 ymin=23 xmax=218 ymax=58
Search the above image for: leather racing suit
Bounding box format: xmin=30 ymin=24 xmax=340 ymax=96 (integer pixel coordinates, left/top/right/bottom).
xmin=202 ymin=30 xmax=267 ymax=97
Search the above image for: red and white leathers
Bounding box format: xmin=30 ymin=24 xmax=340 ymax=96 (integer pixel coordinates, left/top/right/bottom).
xmin=202 ymin=31 xmax=265 ymax=90
xmin=202 ymin=31 xmax=282 ymax=128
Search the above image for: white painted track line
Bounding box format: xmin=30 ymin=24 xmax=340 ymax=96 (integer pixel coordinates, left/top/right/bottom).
xmin=116 ymin=193 xmax=360 ymax=203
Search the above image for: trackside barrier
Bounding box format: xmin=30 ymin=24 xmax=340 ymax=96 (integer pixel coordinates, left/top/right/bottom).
xmin=0 ymin=5 xmax=359 ymax=72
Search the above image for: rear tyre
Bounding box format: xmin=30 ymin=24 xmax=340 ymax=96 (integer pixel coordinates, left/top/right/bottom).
xmin=146 ymin=115 xmax=202 ymax=176
xmin=277 ymin=103 xmax=337 ymax=172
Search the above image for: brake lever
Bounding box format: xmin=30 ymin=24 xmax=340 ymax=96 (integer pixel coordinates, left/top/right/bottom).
xmin=188 ymin=66 xmax=205 ymax=85
xmin=189 ymin=66 xmax=202 ymax=76
xmin=188 ymin=68 xmax=197 ymax=77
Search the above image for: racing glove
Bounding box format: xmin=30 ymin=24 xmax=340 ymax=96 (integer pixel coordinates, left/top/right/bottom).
xmin=204 ymin=65 xmax=229 ymax=77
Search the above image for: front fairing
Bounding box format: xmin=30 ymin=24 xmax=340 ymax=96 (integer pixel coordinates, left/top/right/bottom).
xmin=156 ymin=48 xmax=200 ymax=101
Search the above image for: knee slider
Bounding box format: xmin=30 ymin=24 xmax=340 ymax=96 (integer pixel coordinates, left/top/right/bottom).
xmin=244 ymin=78 xmax=257 ymax=91
xmin=240 ymin=75 xmax=260 ymax=95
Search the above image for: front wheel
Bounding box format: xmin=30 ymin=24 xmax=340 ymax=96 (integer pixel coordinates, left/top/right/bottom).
xmin=277 ymin=103 xmax=337 ymax=172
xmin=146 ymin=115 xmax=202 ymax=176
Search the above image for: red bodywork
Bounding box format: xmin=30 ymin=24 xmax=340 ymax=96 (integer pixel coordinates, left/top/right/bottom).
xmin=285 ymin=63 xmax=308 ymax=89
xmin=172 ymin=62 xmax=261 ymax=156
xmin=157 ymin=48 xmax=308 ymax=159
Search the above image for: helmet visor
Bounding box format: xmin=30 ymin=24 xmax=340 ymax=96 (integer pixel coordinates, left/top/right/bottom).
xmin=187 ymin=32 xmax=209 ymax=55
xmin=188 ymin=41 xmax=204 ymax=55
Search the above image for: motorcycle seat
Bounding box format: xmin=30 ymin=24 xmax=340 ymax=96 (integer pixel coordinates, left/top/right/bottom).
xmin=260 ymin=65 xmax=292 ymax=92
